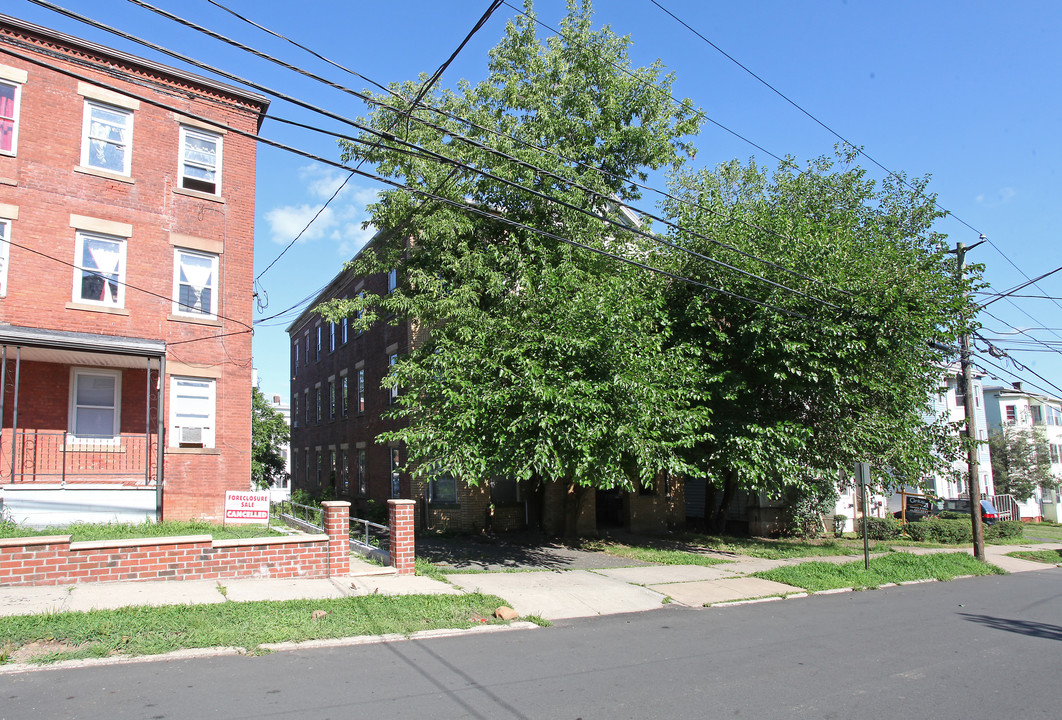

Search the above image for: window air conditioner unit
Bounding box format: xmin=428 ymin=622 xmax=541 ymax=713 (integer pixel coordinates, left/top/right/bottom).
xmin=179 ymin=425 xmax=204 ymax=446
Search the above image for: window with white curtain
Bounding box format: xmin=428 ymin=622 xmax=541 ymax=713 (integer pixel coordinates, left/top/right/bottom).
xmin=169 ymin=376 xmax=216 ymax=448
xmin=73 ymin=231 xmax=125 ymax=307
xmin=179 ymin=126 xmax=221 ymax=194
xmin=81 ymin=101 xmax=132 ymax=175
xmin=69 ymin=368 xmax=121 ymax=439
xmin=172 ymin=248 xmax=218 ymax=317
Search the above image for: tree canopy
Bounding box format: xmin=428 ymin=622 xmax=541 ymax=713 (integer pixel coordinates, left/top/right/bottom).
xmin=989 ymin=425 xmax=1052 ymax=501
xmin=316 ymin=0 xmax=975 ymax=532
xmin=322 ymin=0 xmax=705 ymax=525
xmin=252 ymin=387 xmax=289 ymax=491
xmin=661 ymin=152 xmax=971 ymax=522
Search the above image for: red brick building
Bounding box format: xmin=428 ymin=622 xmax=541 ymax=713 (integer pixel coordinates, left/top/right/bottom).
xmin=0 ymin=15 xmax=268 ymax=525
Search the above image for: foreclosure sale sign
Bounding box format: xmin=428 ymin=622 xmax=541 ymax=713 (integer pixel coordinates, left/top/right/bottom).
xmin=224 ymin=491 xmax=269 ymax=524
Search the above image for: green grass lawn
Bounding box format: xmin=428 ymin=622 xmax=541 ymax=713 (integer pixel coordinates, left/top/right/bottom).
xmin=0 ymin=519 xmax=286 ymax=542
xmin=752 ymin=552 xmax=1004 ymax=592
xmin=671 ymin=532 xmax=899 ymax=560
xmin=1020 ymin=522 xmax=1062 ymax=543
xmin=1005 ymin=548 xmax=1062 ymax=564
xmin=0 ymin=593 xmax=513 ymax=666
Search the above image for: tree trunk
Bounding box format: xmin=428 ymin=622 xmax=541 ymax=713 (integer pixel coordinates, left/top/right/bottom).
xmin=710 ymin=470 xmax=737 ymax=534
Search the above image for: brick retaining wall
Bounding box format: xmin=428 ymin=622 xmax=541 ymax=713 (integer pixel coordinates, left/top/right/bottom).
xmin=0 ymin=502 xmax=358 ymax=587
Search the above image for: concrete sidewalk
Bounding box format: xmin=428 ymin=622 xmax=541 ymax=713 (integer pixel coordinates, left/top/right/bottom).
xmin=1 ymin=543 xmax=1058 ymax=621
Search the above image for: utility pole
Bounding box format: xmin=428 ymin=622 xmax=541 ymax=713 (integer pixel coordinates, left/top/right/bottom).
xmin=956 ymin=239 xmax=985 ymax=561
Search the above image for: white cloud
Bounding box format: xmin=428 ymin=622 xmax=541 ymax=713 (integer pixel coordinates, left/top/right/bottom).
xmin=974 ymin=187 xmax=1017 ymax=206
xmin=263 ymin=165 xmax=380 ymax=253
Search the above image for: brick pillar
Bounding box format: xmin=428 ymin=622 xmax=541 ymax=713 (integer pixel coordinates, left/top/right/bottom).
xmin=388 ymin=499 xmax=416 ymax=575
xmin=322 ymin=501 xmax=351 ymax=577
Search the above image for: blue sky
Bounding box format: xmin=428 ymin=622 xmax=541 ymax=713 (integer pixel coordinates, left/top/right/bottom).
xmin=8 ymin=0 xmax=1062 ymax=402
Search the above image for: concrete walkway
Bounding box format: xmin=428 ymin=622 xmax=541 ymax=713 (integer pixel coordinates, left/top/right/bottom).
xmin=0 ymin=543 xmax=1058 ymax=621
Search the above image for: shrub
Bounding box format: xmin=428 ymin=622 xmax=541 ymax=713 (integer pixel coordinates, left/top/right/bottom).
xmin=905 ymin=517 xmax=971 ymax=544
xmin=985 ymin=520 xmax=1024 ymax=540
xmin=864 ymin=516 xmax=903 ymax=540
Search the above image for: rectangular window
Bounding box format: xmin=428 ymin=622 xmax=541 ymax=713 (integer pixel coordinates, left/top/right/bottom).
xmin=316 ymin=326 xmax=322 ymax=360
xmin=172 ymin=249 xmax=218 ymax=317
xmin=388 ymin=353 xmax=398 ymax=404
xmin=429 ymin=469 xmax=458 ymax=504
xmin=69 ymin=368 xmax=121 ymax=438
xmin=338 ymin=449 xmax=348 ymax=493
xmin=82 ymin=101 xmax=133 ymax=175
xmin=355 ymin=292 xmax=365 ymax=336
xmin=292 ymin=393 xmax=298 ymax=429
xmin=304 ymin=390 xmax=309 ymax=425
xmin=169 ymin=376 xmax=216 ymax=448
xmin=329 ymin=322 xmax=335 ymax=353
xmin=328 ymin=380 xmax=335 ymax=420
xmin=357 ymin=449 xmax=367 ymax=496
xmin=315 ymin=451 xmax=322 ymax=487
xmin=179 ymin=126 xmax=221 ymax=194
xmin=304 ymin=334 xmax=310 ymax=365
xmin=357 ymin=369 xmax=365 ymax=414
xmin=328 ymin=449 xmax=336 ymax=490
xmin=390 ymin=447 xmax=401 ymax=498
xmin=341 ymin=317 xmax=348 ymax=344
xmin=491 ymin=477 xmax=520 ymax=505
xmin=1047 ymin=407 xmax=1062 ymax=426
xmin=341 ymin=376 xmax=349 ymax=417
xmin=387 ymin=268 xmax=397 ymax=293
xmin=1051 ymin=445 xmax=1060 ymax=465
xmin=1029 ymin=406 xmax=1042 ymax=424
xmin=0 ymin=80 xmax=21 ymax=155
xmin=73 ymin=231 xmax=125 ymax=307
xmin=315 ymin=387 xmax=322 ymax=423
xmin=292 ymin=341 xmax=299 ymax=377
xmin=1005 ymin=405 xmax=1016 ymax=423
xmin=0 ymin=218 xmax=9 ymax=297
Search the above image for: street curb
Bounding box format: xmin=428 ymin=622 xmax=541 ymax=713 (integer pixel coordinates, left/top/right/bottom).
xmin=0 ymin=621 xmax=540 ymax=676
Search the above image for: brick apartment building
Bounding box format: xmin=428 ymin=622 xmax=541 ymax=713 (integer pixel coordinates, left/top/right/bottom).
xmin=0 ymin=15 xmax=268 ymax=525
xmin=288 ymin=236 xmax=684 ymax=534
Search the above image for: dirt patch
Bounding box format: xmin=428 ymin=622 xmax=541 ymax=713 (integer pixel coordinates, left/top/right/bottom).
xmin=7 ymin=639 xmax=93 ymax=663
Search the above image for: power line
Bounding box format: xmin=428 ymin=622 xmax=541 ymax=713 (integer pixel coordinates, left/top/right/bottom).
xmin=160 ymin=0 xmax=850 ymax=298
xmin=28 ymin=1 xmax=839 ymax=310
xmin=0 ymin=42 xmax=808 ymax=321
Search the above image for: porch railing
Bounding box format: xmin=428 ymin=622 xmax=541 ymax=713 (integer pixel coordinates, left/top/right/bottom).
xmin=7 ymin=430 xmax=157 ymax=485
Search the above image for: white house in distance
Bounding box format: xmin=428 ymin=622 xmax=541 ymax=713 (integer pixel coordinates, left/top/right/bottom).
xmin=836 ymin=366 xmax=995 ymax=531
xmin=983 ymin=382 xmax=1062 ymax=522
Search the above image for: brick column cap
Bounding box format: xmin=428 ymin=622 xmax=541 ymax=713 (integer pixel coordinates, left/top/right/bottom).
xmin=321 ymin=501 xmax=351 ymax=509
xmin=387 ymin=499 xmax=416 ymax=507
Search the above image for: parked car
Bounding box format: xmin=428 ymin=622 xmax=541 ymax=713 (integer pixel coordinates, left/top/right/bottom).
xmin=893 ymin=498 xmax=1001 ymax=525
xmin=941 ymin=498 xmax=1001 ymax=526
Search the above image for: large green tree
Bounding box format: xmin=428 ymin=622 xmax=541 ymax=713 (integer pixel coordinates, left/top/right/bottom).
xmin=661 ymin=152 xmax=972 ymax=529
xmin=320 ymin=0 xmax=703 ymax=533
xmin=251 ymin=387 xmax=289 ymax=491
xmin=989 ymin=426 xmax=1053 ymax=501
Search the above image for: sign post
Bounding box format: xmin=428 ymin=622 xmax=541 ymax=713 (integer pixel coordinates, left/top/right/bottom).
xmin=856 ymin=462 xmax=871 ymax=570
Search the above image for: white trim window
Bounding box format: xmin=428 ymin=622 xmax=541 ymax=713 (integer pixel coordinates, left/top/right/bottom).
xmin=388 ymin=353 xmax=399 ymax=404
xmin=172 ymin=248 xmax=218 ymax=317
xmin=179 ymin=126 xmax=221 ymax=194
xmin=73 ymin=231 xmax=126 ymax=308
xmin=0 ymin=218 xmax=10 ymax=297
xmin=169 ymin=376 xmax=216 ymax=448
xmin=69 ymin=368 xmax=121 ymax=439
xmin=81 ymin=101 xmax=133 ymax=175
xmin=0 ymin=80 xmax=21 ymax=156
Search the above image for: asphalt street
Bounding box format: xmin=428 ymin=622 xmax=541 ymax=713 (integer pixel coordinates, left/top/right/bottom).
xmin=3 ymin=568 xmax=1059 ymax=719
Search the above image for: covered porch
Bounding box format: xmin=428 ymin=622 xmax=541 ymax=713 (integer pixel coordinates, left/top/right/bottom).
xmin=0 ymin=325 xmax=166 ymax=527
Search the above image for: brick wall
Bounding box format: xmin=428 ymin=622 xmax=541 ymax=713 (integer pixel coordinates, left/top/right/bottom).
xmin=0 ymin=19 xmax=267 ymax=521
xmin=0 ymin=499 xmax=424 ymax=585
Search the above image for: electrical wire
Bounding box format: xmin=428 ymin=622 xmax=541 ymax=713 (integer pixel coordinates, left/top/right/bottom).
xmin=0 ymin=42 xmax=808 ymax=320
xmin=27 ymin=0 xmax=838 ymax=310
xmin=202 ymin=0 xmax=849 ymax=297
